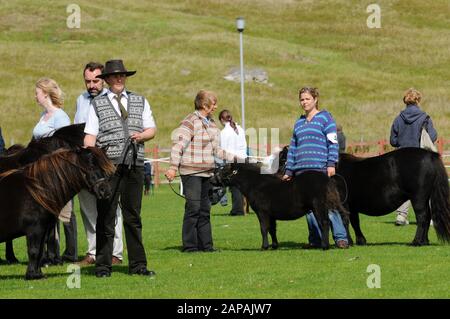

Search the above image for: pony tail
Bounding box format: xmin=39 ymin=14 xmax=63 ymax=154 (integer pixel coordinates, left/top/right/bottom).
xmin=429 ymin=156 xmax=450 ymax=242
xmin=326 ymin=177 xmax=350 ymax=224
xmin=219 ymin=109 xmax=239 ymax=134
xmin=229 ymin=117 xmax=238 ymax=133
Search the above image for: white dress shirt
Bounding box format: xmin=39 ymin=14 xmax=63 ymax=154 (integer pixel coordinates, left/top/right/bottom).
xmin=74 ymin=89 xmax=108 ymax=124
xmin=84 ymin=89 xmax=156 ymax=136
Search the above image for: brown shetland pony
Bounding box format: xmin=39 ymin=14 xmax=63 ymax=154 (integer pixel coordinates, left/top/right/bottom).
xmin=0 ymin=147 xmax=115 ymax=280
xmin=0 ymin=124 xmax=85 ymax=264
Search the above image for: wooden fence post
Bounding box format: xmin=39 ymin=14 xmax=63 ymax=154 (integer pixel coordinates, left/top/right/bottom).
xmin=378 ymin=139 xmax=387 ymax=155
xmin=152 ymin=145 xmax=160 ymax=187
xmin=437 ymin=137 xmax=444 ymax=155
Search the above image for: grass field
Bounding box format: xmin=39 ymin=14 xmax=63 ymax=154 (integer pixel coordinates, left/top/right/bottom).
xmin=1 ymin=0 xmax=450 ymax=148
xmin=0 ymin=185 xmax=448 ymax=299
xmin=0 ymin=0 xmax=449 ymax=300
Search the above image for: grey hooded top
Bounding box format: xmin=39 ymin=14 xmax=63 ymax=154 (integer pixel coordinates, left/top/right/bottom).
xmin=390 ymin=104 xmax=437 ymax=148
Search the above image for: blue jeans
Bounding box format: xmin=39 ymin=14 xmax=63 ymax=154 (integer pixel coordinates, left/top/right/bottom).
xmin=306 ymin=210 xmax=348 ymax=246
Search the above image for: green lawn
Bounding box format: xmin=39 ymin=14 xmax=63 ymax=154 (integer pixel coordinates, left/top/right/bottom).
xmin=0 ymin=185 xmax=448 ymax=299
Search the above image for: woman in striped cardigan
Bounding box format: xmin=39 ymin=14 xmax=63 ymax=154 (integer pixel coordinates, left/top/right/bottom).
xmin=165 ymin=90 xmax=236 ymax=252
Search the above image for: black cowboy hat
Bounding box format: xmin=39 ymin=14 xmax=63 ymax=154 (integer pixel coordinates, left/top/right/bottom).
xmin=96 ymin=59 xmax=136 ymax=79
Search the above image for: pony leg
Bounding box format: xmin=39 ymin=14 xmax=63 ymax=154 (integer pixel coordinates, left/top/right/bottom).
xmin=40 ymin=220 xmax=62 ymax=266
xmin=411 ymin=200 xmax=431 ymax=246
xmin=319 ymin=217 xmax=330 ymax=250
xmin=341 ymin=211 xmax=354 ymax=246
xmin=313 ymin=204 xmax=330 ymax=250
xmin=268 ymin=217 xmax=278 ymax=249
xmin=25 ymin=225 xmax=48 ymax=280
xmin=350 ymin=212 xmax=367 ymax=245
xmin=5 ymin=240 xmax=19 ymax=264
xmin=256 ymin=211 xmax=270 ymax=250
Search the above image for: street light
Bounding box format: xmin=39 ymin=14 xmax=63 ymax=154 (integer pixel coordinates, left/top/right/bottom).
xmin=236 ymin=17 xmax=245 ymax=131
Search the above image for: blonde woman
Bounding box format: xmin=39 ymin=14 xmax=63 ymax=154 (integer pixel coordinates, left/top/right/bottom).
xmin=33 ymin=78 xmax=70 ymax=139
xmin=33 ymin=77 xmax=76 ymax=264
xmin=390 ymin=88 xmax=437 ymax=225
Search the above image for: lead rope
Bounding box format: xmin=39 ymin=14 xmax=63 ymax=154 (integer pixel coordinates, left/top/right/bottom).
xmin=106 ymin=137 xmax=138 ymax=229
xmin=167 ymin=168 xmax=217 ymax=201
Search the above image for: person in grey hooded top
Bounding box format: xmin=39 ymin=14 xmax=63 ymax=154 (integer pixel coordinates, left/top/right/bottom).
xmin=390 ymin=88 xmax=437 ymax=225
xmin=390 ymin=89 xmax=437 ymax=148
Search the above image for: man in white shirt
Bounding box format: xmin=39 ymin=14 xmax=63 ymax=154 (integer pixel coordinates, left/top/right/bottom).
xmin=75 ymin=62 xmax=124 ymax=266
xmin=84 ymin=59 xmax=156 ymax=277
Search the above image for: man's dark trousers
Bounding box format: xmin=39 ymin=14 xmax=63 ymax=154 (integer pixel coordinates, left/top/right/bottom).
xmin=96 ymin=165 xmax=147 ymax=273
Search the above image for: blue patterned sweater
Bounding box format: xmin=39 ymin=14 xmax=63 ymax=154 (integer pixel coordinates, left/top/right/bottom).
xmin=285 ymin=110 xmax=339 ymax=176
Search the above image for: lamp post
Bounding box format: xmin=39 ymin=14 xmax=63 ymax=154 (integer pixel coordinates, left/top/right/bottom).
xmin=236 ymin=17 xmax=245 ymax=131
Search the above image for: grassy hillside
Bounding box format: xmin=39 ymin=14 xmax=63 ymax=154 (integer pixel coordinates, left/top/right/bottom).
xmin=1 ymin=0 xmax=450 ymax=148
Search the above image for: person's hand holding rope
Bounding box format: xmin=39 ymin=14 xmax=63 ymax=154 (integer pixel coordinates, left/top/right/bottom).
xmin=165 ymin=168 xmax=176 ymax=182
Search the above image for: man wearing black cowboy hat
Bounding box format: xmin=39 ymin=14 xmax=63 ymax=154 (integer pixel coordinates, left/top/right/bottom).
xmin=84 ymin=59 xmax=157 ymax=277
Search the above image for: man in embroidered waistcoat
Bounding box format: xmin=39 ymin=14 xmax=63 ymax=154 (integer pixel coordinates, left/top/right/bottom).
xmin=75 ymin=62 xmax=124 ymax=266
xmin=84 ymin=59 xmax=157 ymax=277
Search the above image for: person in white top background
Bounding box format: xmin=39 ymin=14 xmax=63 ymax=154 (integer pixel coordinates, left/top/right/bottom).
xmin=218 ymin=109 xmax=247 ymax=216
xmin=74 ymin=62 xmax=124 ymax=266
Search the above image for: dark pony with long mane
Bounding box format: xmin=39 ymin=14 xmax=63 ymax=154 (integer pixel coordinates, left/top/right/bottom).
xmin=0 ymin=124 xmax=85 ymax=263
xmin=212 ymin=162 xmax=348 ymax=250
xmin=337 ymin=148 xmax=450 ymax=246
xmin=0 ymin=147 xmax=115 ymax=280
xmin=278 ymin=146 xmax=450 ymax=246
xmin=0 ymin=123 xmax=85 ymax=170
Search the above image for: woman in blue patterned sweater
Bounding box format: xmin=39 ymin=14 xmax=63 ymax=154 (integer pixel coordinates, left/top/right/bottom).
xmin=282 ymin=87 xmax=349 ymax=249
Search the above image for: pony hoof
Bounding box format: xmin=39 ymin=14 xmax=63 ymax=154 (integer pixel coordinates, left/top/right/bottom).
xmin=410 ymin=241 xmax=429 ymax=246
xmin=7 ymin=258 xmax=19 ymax=265
xmin=356 ymin=238 xmax=367 ymax=246
xmin=271 ymin=244 xmax=279 ymax=250
xmin=260 ymin=246 xmax=269 ymax=251
xmin=25 ymin=272 xmax=46 ymax=280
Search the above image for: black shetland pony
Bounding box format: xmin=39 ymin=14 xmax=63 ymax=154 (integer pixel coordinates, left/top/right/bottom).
xmin=0 ymin=124 xmax=85 ymax=264
xmin=212 ymin=163 xmax=348 ymax=250
xmin=0 ymin=147 xmax=115 ymax=280
xmin=277 ymin=146 xmax=450 ymax=246
xmin=337 ymin=148 xmax=450 ymax=246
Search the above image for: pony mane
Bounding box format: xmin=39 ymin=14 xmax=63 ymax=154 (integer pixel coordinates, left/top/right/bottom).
xmin=234 ymin=163 xmax=281 ymax=182
xmin=24 ymin=147 xmax=114 ymax=216
xmin=86 ymin=146 xmax=116 ymax=176
xmin=339 ymin=153 xmax=365 ymax=162
xmin=0 ymin=168 xmax=21 ymax=182
xmin=52 ymin=123 xmax=85 ymax=147
xmin=25 ymin=150 xmax=87 ymax=216
xmin=3 ymin=144 xmax=25 ymax=156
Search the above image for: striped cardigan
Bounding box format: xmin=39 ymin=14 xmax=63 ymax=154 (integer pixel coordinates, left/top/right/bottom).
xmin=169 ymin=112 xmax=235 ymax=177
